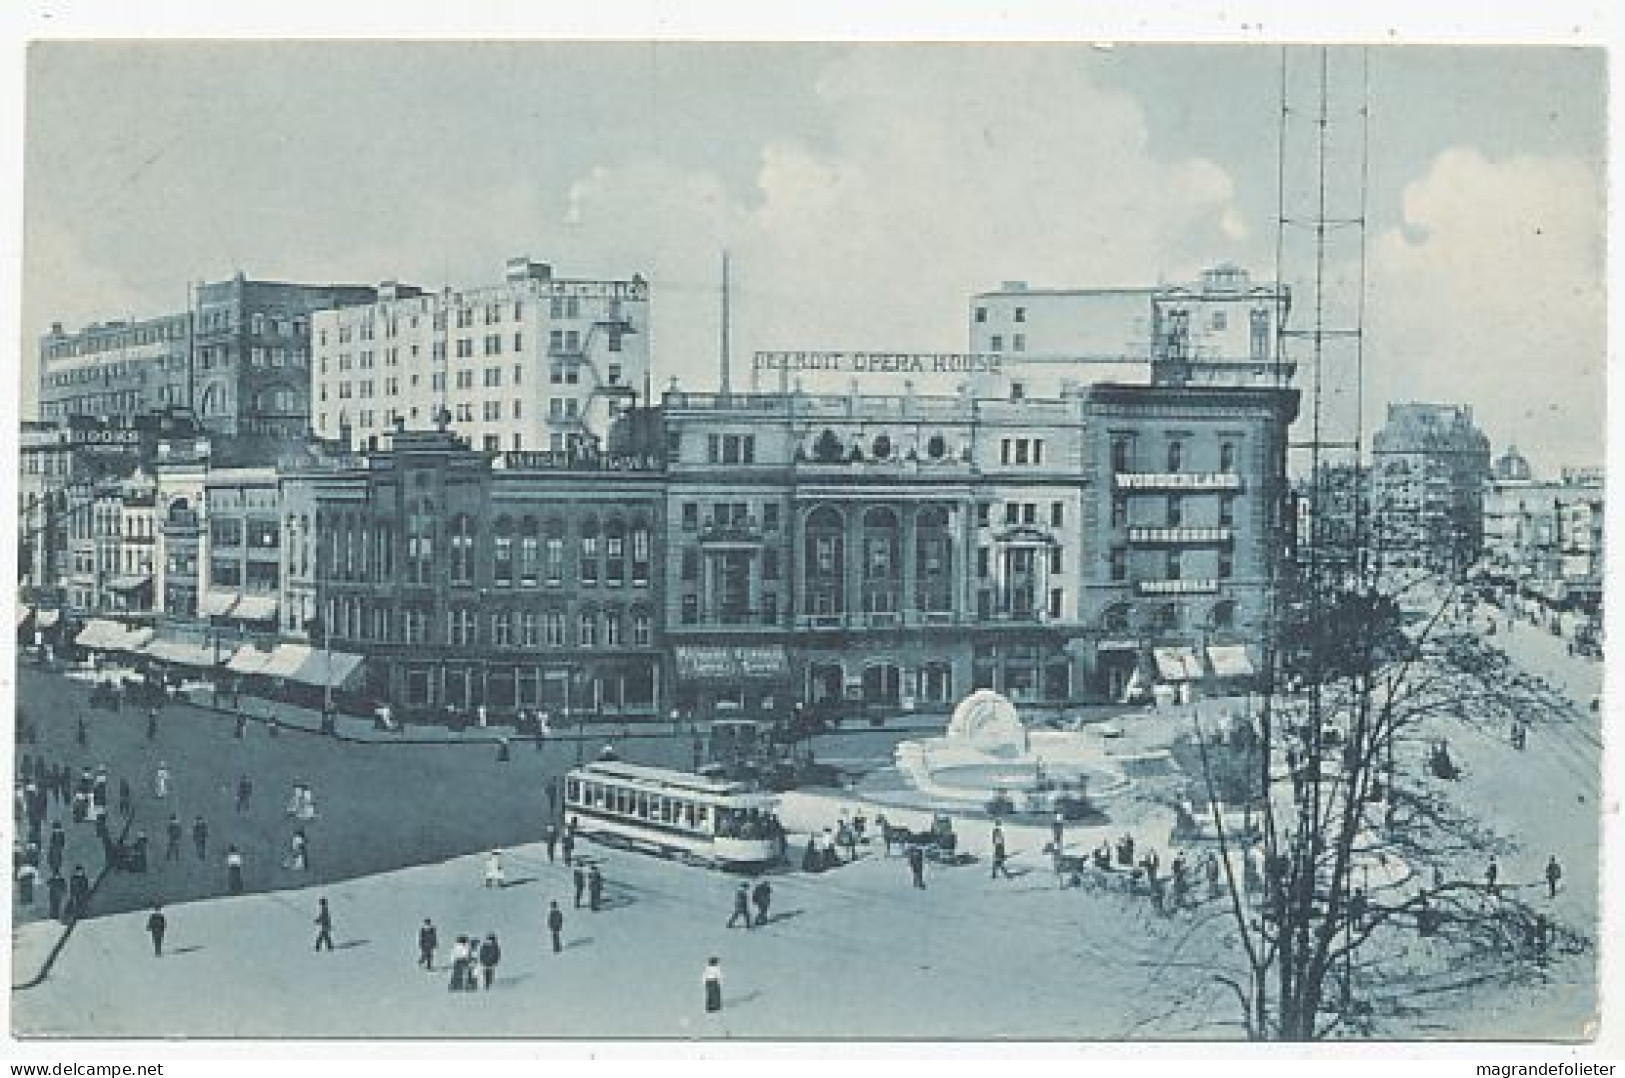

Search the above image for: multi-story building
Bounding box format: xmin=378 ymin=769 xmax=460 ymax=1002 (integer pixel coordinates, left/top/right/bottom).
xmin=38 ymin=313 xmax=192 ymax=425
xmin=1370 ymin=402 xmax=1491 ymax=574
xmin=1483 ymin=460 xmax=1604 ymax=615
xmin=284 ymin=424 xmax=665 ymax=718
xmin=39 ymin=275 xmax=377 ymax=462
xmin=660 ymin=376 xmax=1297 ymax=713
xmin=199 ymin=467 xmax=285 ymax=640
xmin=310 ymin=257 xmax=650 ymax=455
xmin=1079 ymin=382 xmax=1297 ymax=700
xmin=106 ymin=471 xmax=158 ymax=614
xmin=18 ymin=421 xmax=77 ymax=598
xmin=153 ymin=438 xmax=212 ymax=619
xmin=966 ymin=264 xmax=1290 ymax=399
xmin=192 ymin=274 xmax=380 ymax=449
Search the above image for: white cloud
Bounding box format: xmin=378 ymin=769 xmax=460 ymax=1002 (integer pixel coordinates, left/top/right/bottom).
xmin=1366 ymin=146 xmax=1604 ymax=468
xmin=560 ymin=47 xmax=1256 ymax=393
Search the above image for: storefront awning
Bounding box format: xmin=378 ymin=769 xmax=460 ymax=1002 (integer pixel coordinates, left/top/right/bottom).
xmin=1153 ymin=646 xmax=1205 ymax=682
xmin=16 ymin=606 xmax=33 ymax=630
xmin=258 ymin=643 xmax=315 ymax=680
xmin=35 ymin=609 xmax=61 ymax=629
xmin=199 ymin=592 xmax=240 ymax=618
xmin=107 ymin=574 xmax=152 ymax=593
xmin=286 ymin=647 xmax=365 ymax=690
xmin=226 ymin=644 xmax=276 ymax=675
xmin=139 ymin=637 xmax=223 ymax=668
xmin=232 ymin=595 xmax=280 ymax=622
xmin=1206 ymin=645 xmax=1256 ymax=679
xmin=675 ymin=645 xmax=790 ymax=683
xmin=76 ymin=618 xmax=128 ymax=651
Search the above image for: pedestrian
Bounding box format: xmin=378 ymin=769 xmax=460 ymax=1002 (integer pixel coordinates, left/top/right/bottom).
xmin=1546 ymin=855 xmax=1563 ymax=899
xmin=547 ymin=901 xmax=564 ymax=953
xmin=1485 ymin=858 xmax=1500 ymax=897
xmin=448 ymin=935 xmax=471 ymax=992
xmin=47 ymin=821 xmax=65 ymax=874
xmin=545 ymin=777 xmax=559 ymax=818
xmin=562 ymin=829 xmax=575 ymax=867
xmin=234 ymin=715 xmax=247 ymax=739
xmin=908 ymin=844 xmax=926 ymax=889
xmin=484 ymin=849 xmax=505 ymax=889
xmin=67 ymin=865 xmax=90 ymax=920
xmin=46 ymin=869 xmax=66 ymax=921
xmin=703 ymin=956 xmax=723 ymax=1013
xmin=76 ymin=716 xmax=87 ymax=749
xmin=728 ymin=882 xmax=752 ymax=929
xmin=153 ymin=762 xmax=170 ymax=801
xmin=235 ymin=775 xmax=252 ymax=814
xmin=314 ymin=897 xmax=335 ymax=951
xmin=573 ymin=866 xmax=586 ymax=908
xmin=751 ymin=879 xmax=773 ymax=927
xmin=477 ymin=933 xmax=501 ymax=989
xmin=117 ymin=779 xmax=131 ymax=819
xmin=192 ymin=816 xmax=209 ymax=860
xmin=990 ymin=823 xmax=1012 ymax=880
xmin=226 ymin=845 xmax=245 ymax=894
xmin=146 ymin=707 xmax=159 ymax=741
xmin=1051 ymin=812 xmax=1065 ymax=855
xmin=165 ymin=815 xmax=183 ymax=862
xmin=418 ymin=918 xmax=438 ymax=970
xmin=287 ymin=830 xmax=309 ymax=873
xmin=543 ymin=823 xmax=558 ymax=863
xmin=147 ymin=904 xmax=167 ymax=956
xmin=588 ymin=865 xmax=604 ymax=912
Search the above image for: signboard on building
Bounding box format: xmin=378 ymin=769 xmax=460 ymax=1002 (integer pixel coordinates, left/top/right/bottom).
xmin=500 ymin=447 xmax=663 ymax=473
xmin=752 ymin=351 xmax=1005 ymax=378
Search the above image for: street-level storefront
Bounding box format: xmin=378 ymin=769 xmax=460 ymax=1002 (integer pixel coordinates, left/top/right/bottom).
xmin=673 ymin=644 xmax=792 ymax=720
xmin=381 ymin=653 xmax=661 ymax=720
xmin=795 ymin=634 xmax=972 ymax=717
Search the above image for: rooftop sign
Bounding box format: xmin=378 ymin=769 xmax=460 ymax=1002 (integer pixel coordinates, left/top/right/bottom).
xmin=753 ymin=351 xmax=1004 ymax=376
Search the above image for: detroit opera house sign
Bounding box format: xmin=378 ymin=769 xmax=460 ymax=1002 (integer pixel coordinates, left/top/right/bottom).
xmin=752 ymin=350 xmax=1006 ymax=377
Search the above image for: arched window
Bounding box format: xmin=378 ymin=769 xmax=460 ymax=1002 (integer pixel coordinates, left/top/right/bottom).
xmin=803 ymin=506 xmax=845 ymax=616
xmin=914 ymin=505 xmax=954 ymax=613
xmin=861 ymin=506 xmax=901 ymax=615
xmin=813 ymin=429 xmax=843 ymax=463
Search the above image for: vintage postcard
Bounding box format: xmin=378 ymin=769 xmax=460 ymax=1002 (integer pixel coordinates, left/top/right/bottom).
xmin=6 ymin=30 xmax=1610 ymax=1052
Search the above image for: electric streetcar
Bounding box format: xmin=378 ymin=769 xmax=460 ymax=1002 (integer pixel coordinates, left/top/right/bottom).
xmin=563 ymin=760 xmax=785 ymax=869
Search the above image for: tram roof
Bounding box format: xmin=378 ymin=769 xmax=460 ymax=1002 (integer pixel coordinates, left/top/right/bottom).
xmin=572 ymin=760 xmax=768 ymax=799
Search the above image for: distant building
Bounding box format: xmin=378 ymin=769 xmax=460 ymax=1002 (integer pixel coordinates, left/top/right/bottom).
xmin=1370 ymin=402 xmax=1490 ymax=574
xmin=967 ymin=264 xmax=1292 ymax=399
xmin=310 ymin=257 xmax=650 ymax=456
xmin=1483 ymin=464 xmax=1604 ymax=616
xmin=39 ymin=275 xmax=378 ymax=464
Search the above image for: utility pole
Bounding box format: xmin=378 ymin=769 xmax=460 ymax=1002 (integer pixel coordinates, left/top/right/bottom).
xmin=719 ymin=250 xmax=733 ymax=397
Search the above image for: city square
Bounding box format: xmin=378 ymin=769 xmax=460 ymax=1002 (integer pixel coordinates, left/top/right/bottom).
xmin=9 ymin=39 xmax=1607 ymax=1047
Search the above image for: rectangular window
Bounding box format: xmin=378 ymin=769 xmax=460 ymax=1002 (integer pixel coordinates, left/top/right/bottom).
xmin=1013 ymin=333 xmax=1026 ymax=352
xmin=1219 ymin=495 xmax=1236 ymax=528
xmin=682 ymin=503 xmax=699 ymax=531
xmin=1111 ymin=496 xmax=1127 ymax=528
xmin=990 ymin=335 xmax=1004 ymax=352
xmin=1048 ymin=588 xmax=1063 ymax=619
xmin=1219 ymin=549 xmax=1234 ymax=579
xmin=975 ymin=306 xmax=987 ymax=323
xmin=1050 ymin=502 xmax=1064 ymax=528
xmin=1110 ymin=548 xmax=1127 ymax=581
xmin=1166 ymin=551 xmax=1182 ymax=580
xmin=1167 ymin=497 xmax=1183 ymax=528
xmin=977 ymin=546 xmax=990 ymax=578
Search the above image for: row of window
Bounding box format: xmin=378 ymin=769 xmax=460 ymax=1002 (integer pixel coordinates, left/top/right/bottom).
xmin=1110 ymin=494 xmax=1238 ymax=529
xmin=321 ymin=602 xmax=653 ymax=649
xmin=1111 ymin=437 xmax=1239 ymax=474
xmin=1107 ymin=548 xmax=1235 ymax=581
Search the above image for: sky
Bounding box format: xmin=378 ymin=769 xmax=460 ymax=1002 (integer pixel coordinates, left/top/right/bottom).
xmin=19 ymin=41 xmax=1607 ymax=468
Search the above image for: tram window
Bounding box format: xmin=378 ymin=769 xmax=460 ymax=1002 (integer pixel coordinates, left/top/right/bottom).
xmin=661 ymin=799 xmax=676 ymax=824
xmin=696 ymin=805 xmax=710 ymax=831
xmin=565 ymin=778 xmax=579 ymax=802
xmin=591 ymin=783 xmax=606 ymax=809
xmin=683 ymin=804 xmax=697 ymax=829
xmin=636 ymin=793 xmax=649 ymax=819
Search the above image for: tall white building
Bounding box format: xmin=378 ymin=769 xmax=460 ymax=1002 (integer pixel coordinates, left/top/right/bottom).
xmin=966 ymin=264 xmax=1290 ymax=398
xmin=310 ymin=258 xmax=650 ymax=454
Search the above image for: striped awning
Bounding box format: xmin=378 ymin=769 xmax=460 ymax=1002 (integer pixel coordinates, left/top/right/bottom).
xmin=139 ymin=637 xmax=223 ymax=668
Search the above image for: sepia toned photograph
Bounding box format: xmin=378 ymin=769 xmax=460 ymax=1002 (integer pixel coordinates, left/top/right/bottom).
xmin=7 ymin=37 xmax=1607 ymax=1045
